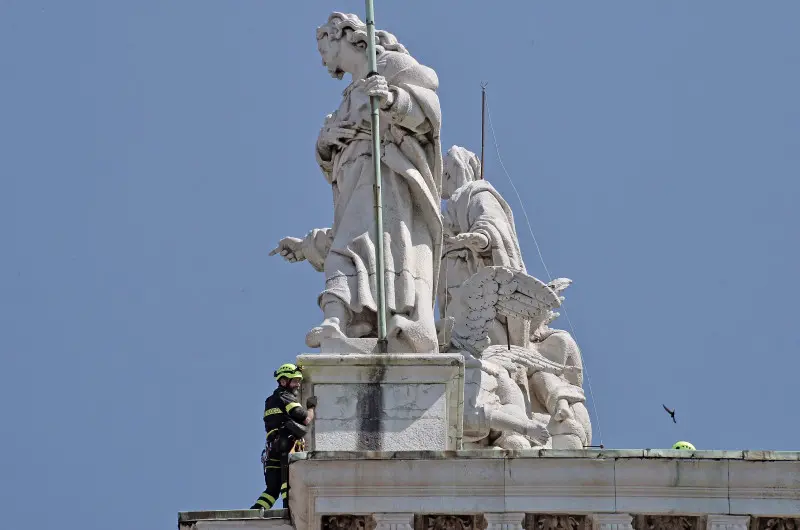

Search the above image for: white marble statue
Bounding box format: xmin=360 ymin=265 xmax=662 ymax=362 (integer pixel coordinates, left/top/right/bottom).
xmin=447 ymin=265 xmax=592 ymax=449
xmin=527 ymin=284 xmax=592 ymax=449
xmin=439 ymin=146 xmax=528 ymax=348
xmin=270 ymin=12 xmax=443 ymax=353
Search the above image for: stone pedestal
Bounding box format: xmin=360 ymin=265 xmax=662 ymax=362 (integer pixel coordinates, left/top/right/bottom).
xmin=296 ymin=354 xmax=465 ymax=452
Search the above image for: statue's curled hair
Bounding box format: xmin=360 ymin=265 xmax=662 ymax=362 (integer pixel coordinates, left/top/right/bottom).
xmin=317 ymin=12 xmax=409 ymax=56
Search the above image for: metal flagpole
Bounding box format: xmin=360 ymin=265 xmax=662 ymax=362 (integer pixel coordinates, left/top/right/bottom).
xmin=364 ymin=0 xmax=388 ymax=353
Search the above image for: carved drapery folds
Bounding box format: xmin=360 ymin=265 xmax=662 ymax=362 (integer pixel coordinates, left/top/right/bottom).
xmin=322 ymin=515 xmax=369 ymax=530
xmin=633 ymin=516 xmax=701 ymax=530
xmin=753 ymin=519 xmax=800 ymax=530
xmin=527 ymin=515 xmax=590 ymax=530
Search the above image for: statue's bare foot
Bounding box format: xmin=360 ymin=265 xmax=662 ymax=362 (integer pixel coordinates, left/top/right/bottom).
xmin=305 ymin=317 xmax=346 ymax=348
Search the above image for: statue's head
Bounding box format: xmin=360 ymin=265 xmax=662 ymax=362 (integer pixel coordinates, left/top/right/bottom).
xmin=316 ymin=12 xmax=408 ymax=80
xmin=442 ymin=145 xmax=481 ymax=199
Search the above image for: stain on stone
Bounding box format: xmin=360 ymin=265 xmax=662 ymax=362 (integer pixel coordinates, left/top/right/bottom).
xmin=356 ymin=359 xmax=388 ymax=451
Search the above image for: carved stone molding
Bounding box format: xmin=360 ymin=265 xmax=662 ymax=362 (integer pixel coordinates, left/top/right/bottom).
xmin=526 ymin=514 xmax=590 ymax=530
xmin=633 ymin=516 xmax=701 ymax=530
xmin=752 ymin=519 xmax=800 ymax=530
xmin=322 ymin=514 xmax=369 ymax=530
xmin=706 ymin=515 xmax=750 ymax=530
xmin=485 ymin=513 xmax=524 ymax=530
xmin=592 ymin=514 xmax=634 ymax=530
xmin=417 ymin=515 xmax=481 ymax=530
xmin=373 ymin=513 xmax=414 ymax=530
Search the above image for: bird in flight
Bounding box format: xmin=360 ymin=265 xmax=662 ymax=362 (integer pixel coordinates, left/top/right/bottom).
xmin=662 ymin=404 xmax=676 ymax=423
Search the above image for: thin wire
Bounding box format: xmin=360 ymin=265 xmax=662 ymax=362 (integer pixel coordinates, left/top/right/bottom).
xmin=484 ymin=93 xmax=605 ymax=447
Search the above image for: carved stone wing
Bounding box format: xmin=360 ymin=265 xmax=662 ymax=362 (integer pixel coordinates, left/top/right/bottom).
xmin=451 ymin=266 xmax=562 ymax=356
xmin=482 ymin=344 xmax=565 ymax=377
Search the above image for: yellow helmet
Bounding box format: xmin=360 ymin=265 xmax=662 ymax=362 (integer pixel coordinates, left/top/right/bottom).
xmin=673 ymin=441 xmax=696 ymax=450
xmin=274 ymin=363 xmax=303 ymax=381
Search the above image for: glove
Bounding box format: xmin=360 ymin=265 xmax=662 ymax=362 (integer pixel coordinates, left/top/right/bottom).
xmin=306 ymin=396 xmax=318 ymax=409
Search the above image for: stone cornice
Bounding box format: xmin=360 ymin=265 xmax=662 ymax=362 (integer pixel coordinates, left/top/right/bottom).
xmin=288 ymin=451 xmax=800 ymax=529
xmin=290 ymin=449 xmax=800 ymax=462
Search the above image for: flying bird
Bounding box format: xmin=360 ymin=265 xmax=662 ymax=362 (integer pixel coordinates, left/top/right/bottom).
xmin=662 ymin=404 xmax=676 ymax=423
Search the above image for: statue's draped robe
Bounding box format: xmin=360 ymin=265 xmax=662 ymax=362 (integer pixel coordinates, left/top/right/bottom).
xmin=528 ymin=330 xmax=592 ymax=448
xmin=439 ymin=180 xmax=526 ymax=345
xmin=306 ymin=50 xmax=442 ymax=353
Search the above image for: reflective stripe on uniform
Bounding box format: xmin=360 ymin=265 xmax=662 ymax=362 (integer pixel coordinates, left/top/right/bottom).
xmin=285 ymin=402 xmax=300 ymax=412
xmin=255 ymin=493 xmax=276 ymax=509
xmin=264 ymin=407 xmax=282 ymax=417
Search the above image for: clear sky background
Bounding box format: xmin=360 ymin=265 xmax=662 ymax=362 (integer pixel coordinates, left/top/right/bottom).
xmin=1 ymin=1 xmax=798 ymax=529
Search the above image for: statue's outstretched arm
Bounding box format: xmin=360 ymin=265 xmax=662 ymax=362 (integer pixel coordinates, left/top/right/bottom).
xmin=269 ymin=228 xmax=332 ymax=273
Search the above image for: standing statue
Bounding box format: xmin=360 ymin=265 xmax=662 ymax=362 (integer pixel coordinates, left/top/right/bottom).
xmin=438 ymin=146 xmax=527 ymax=348
xmin=270 ymin=12 xmax=443 ymax=353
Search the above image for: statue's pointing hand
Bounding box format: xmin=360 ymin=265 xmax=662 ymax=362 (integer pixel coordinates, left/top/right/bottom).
xmin=363 ymin=74 xmax=394 ymax=108
xmin=269 ymin=237 xmax=306 ymax=263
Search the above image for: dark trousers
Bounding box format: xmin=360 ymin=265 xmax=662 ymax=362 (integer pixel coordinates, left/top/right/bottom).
xmin=252 ymin=452 xmax=289 ymax=510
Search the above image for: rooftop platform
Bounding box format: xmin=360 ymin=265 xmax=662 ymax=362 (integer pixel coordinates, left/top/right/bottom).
xmin=179 ymin=449 xmax=800 ymax=529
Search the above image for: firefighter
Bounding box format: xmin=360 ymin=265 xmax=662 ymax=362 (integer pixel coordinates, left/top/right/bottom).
xmin=251 ymin=363 xmax=316 ymax=511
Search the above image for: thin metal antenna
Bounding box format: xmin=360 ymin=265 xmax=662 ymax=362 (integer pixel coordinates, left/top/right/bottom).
xmin=480 ymin=82 xmax=487 ymax=179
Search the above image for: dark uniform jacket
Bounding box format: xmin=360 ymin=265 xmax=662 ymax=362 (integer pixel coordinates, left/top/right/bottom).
xmin=263 ymin=387 xmax=308 ymax=441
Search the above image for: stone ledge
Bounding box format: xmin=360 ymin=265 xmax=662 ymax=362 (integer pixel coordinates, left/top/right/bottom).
xmin=179 ymin=509 xmax=289 ymax=522
xmin=288 ymin=451 xmax=800 ymax=528
xmin=289 ymin=449 xmax=800 ymax=462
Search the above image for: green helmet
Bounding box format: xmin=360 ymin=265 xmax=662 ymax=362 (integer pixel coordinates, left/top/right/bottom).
xmin=673 ymin=441 xmax=696 ymax=450
xmin=274 ymin=363 xmax=303 ymax=381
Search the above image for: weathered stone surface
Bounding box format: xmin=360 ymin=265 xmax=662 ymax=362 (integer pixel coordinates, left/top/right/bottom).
xmin=729 ymin=461 xmax=800 ymax=515
xmin=322 ymin=515 xmax=369 ymax=530
xmin=419 ymin=515 xmax=480 ymax=530
xmin=633 ymin=516 xmax=700 ymax=530
xmin=373 ymin=513 xmax=415 ymax=530
xmin=297 ymin=354 xmax=465 ymax=452
xmin=527 ymin=514 xmax=590 ymax=530
xmin=485 ymin=513 xmax=525 ymax=530
xmin=705 ymin=515 xmax=750 ymax=530
xmin=751 ymin=519 xmax=800 ymax=530
xmin=178 ymin=510 xmax=291 ymax=530
xmin=616 ymin=458 xmax=729 ymax=514
xmin=283 ymin=451 xmax=800 ymax=529
xmin=591 ymin=514 xmax=634 ymax=530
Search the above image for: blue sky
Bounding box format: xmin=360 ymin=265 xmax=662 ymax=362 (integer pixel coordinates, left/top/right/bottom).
xmin=1 ymin=1 xmax=798 ymax=529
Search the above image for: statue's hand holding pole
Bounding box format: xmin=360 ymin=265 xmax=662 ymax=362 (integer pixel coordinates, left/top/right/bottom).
xmin=363 ymin=75 xmax=394 ymax=109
